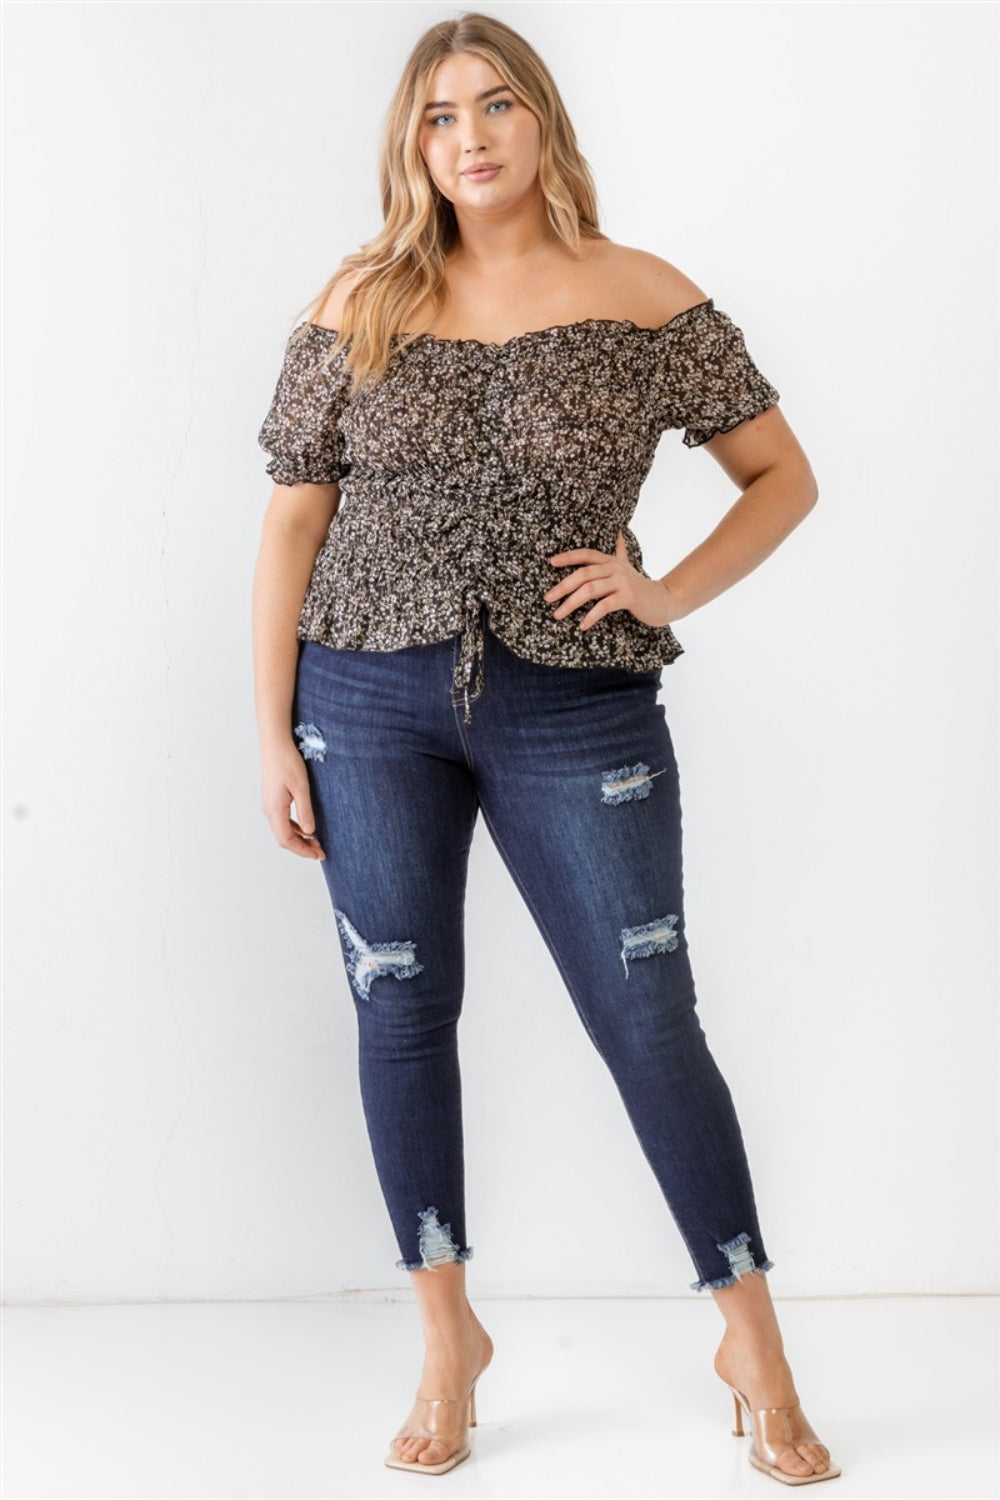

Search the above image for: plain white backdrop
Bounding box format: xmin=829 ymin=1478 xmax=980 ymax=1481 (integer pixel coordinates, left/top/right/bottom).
xmin=4 ymin=1 xmax=997 ymax=1308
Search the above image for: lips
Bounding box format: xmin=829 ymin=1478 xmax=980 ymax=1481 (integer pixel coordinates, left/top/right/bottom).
xmin=463 ymin=164 xmax=501 ymax=177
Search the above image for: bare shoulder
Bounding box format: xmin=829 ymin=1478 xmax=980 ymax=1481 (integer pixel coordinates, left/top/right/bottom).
xmin=314 ymin=267 xmax=365 ymax=330
xmin=596 ymin=241 xmax=711 ymax=326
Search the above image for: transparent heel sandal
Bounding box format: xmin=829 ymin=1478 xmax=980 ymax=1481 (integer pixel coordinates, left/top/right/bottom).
xmin=726 ymin=1381 xmax=842 ymax=1486
xmin=384 ymin=1365 xmax=486 ymax=1475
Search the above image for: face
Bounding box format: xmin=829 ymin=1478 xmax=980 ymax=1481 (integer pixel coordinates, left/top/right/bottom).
xmin=417 ymin=51 xmax=542 ymax=214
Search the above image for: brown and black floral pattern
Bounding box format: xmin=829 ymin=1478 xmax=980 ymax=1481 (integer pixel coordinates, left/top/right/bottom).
xmin=258 ymin=298 xmax=780 ymax=718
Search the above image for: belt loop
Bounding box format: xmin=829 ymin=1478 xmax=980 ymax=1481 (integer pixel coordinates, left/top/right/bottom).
xmin=453 ymin=600 xmax=486 ymax=724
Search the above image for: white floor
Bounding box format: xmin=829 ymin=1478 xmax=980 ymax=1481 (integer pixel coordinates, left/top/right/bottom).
xmin=2 ymin=1294 xmax=997 ymax=1499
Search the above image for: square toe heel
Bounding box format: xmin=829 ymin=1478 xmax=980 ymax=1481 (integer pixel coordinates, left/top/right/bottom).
xmin=384 ymin=1369 xmax=484 ymax=1475
xmin=726 ymin=1383 xmax=842 ymax=1485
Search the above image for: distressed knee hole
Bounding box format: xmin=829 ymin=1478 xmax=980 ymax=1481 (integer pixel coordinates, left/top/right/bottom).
xmin=334 ymin=908 xmax=424 ymax=1001
xmin=601 ymin=761 xmax=667 ymax=805
xmin=395 ymin=1206 xmax=475 ymax=1274
xmin=294 ymin=722 xmax=327 ymax=763
xmin=620 ymin=913 xmax=680 ymax=977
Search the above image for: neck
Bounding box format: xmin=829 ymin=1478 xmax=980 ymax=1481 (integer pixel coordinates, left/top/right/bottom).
xmin=449 ymin=189 xmax=558 ymax=274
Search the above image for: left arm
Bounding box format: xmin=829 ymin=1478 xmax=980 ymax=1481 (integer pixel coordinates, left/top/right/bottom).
xmin=545 ymin=404 xmax=819 ymax=629
xmin=656 ymin=403 xmax=818 ymax=622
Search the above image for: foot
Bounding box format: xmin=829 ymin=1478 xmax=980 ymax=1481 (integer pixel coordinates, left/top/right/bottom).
xmin=714 ymin=1330 xmax=834 ymax=1480
xmin=389 ymin=1312 xmax=494 ymax=1468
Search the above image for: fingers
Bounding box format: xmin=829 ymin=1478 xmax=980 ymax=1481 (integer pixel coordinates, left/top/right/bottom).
xmin=548 ymin=547 xmax=607 ymax=565
xmin=276 ymin=811 xmax=327 ymax=859
xmin=548 ymin=531 xmax=627 ymax=568
xmin=577 ymin=596 xmax=615 ymax=630
xmin=545 ymin=538 xmax=638 ymax=629
xmin=544 ymin=560 xmax=611 ymax=604
xmin=262 ymin=781 xmax=327 ymax=860
xmin=548 ymin=572 xmax=619 ymax=624
xmin=288 ymin=781 xmax=326 ymax=858
xmin=287 ymin=816 xmax=327 ymax=860
xmin=265 ymin=806 xmax=327 ymax=859
xmin=293 ymin=783 xmax=317 ymax=842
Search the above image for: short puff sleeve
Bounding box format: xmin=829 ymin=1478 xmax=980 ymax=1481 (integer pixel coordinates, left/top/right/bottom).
xmin=655 ymin=299 xmax=780 ymax=448
xmin=258 ymin=324 xmax=353 ymax=485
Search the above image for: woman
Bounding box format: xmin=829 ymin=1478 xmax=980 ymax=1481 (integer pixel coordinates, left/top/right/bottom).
xmin=253 ymin=10 xmax=840 ymax=1487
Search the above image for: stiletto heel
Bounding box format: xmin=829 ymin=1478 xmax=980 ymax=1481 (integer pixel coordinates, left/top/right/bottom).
xmin=385 ymin=1358 xmax=490 ymax=1475
xmin=722 ymin=1379 xmax=842 ymax=1486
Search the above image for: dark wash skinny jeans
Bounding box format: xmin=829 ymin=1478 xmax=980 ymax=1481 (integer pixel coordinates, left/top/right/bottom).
xmin=292 ymin=608 xmax=774 ymax=1294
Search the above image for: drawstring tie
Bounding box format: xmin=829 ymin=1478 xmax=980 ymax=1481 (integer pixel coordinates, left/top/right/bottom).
xmin=453 ymin=599 xmax=486 ymax=724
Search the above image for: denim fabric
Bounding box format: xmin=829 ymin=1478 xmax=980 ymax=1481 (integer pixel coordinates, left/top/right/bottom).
xmin=291 ymin=606 xmax=774 ymax=1293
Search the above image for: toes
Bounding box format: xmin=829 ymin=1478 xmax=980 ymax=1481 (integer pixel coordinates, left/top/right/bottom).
xmin=802 ymin=1443 xmax=830 ymax=1471
xmin=775 ymin=1447 xmax=816 ymax=1475
xmin=392 ymin=1435 xmax=453 ymax=1467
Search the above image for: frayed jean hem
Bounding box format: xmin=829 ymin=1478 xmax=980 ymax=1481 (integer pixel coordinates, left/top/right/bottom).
xmin=689 ymin=1231 xmax=775 ymax=1293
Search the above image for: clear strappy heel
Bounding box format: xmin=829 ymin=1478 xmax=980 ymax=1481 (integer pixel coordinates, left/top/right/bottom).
xmin=725 ymin=1380 xmax=842 ymax=1485
xmin=384 ymin=1363 xmax=487 ymax=1475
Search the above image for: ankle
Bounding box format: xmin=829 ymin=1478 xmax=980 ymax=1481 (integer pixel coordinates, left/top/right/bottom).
xmin=420 ymin=1305 xmax=481 ymax=1342
xmin=718 ymin=1327 xmax=787 ymax=1364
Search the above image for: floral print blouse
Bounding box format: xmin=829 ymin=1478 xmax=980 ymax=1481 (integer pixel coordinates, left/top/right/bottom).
xmin=258 ymin=297 xmax=780 ymax=721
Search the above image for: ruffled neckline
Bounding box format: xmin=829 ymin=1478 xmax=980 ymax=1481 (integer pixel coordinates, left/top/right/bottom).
xmin=301 ymin=298 xmax=715 ymax=353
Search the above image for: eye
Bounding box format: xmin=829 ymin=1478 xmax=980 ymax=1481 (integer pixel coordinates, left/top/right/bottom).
xmin=426 ymin=98 xmax=513 ymax=128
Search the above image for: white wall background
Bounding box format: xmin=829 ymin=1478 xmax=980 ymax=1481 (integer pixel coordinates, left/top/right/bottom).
xmin=3 ymin=2 xmax=996 ymax=1305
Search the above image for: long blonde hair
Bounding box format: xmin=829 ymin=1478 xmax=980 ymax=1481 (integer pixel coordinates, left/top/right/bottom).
xmin=289 ymin=9 xmax=608 ymax=389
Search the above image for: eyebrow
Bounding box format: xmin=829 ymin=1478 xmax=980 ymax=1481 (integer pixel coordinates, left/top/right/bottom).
xmin=423 ymin=85 xmax=513 ymax=110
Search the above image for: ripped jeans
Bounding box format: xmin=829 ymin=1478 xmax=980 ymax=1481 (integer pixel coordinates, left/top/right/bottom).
xmin=291 ymin=607 xmax=774 ymax=1294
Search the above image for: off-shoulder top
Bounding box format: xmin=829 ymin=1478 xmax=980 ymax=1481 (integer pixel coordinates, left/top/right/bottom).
xmin=258 ymin=297 xmax=780 ymax=721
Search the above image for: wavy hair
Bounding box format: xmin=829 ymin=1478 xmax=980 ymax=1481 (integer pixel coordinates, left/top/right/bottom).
xmin=287 ymin=10 xmax=608 ymax=389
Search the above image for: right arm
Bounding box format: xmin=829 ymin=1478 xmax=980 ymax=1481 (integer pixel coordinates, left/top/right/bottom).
xmin=252 ymin=481 xmax=339 ymax=860
xmin=254 ymin=271 xmax=361 ymax=859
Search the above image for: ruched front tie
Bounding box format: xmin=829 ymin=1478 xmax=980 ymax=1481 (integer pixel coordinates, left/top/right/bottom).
xmin=452 ymin=597 xmax=486 ymax=725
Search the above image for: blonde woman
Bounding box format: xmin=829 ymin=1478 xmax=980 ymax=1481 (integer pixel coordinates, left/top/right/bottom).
xmin=254 ymin=10 xmax=840 ymax=1486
